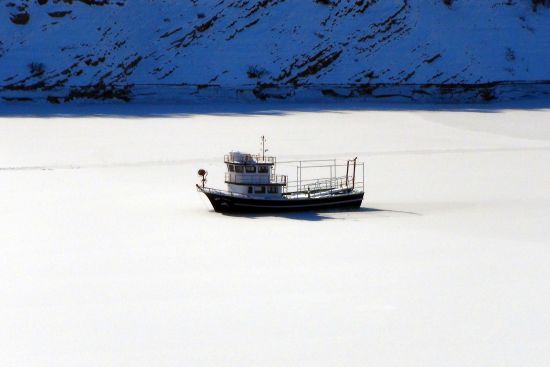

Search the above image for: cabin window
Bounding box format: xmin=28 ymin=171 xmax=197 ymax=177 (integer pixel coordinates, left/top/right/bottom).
xmin=268 ymin=186 xmax=278 ymax=194
xmin=254 ymin=186 xmax=266 ymax=194
xmin=248 ymin=186 xmax=253 ymax=194
xmin=258 ymin=166 xmax=269 ymax=173
xmin=235 ymin=165 xmax=243 ymax=173
xmin=228 ymin=164 xmax=235 ymax=172
xmin=245 ymin=166 xmax=256 ymax=173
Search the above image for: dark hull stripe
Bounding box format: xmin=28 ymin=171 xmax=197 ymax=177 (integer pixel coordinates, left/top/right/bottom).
xmin=234 ymin=198 xmax=363 ymax=209
xmin=201 ymin=190 xmax=364 ymax=213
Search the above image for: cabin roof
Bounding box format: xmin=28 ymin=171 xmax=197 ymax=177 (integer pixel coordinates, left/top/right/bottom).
xmin=224 ymin=152 xmax=275 ymax=165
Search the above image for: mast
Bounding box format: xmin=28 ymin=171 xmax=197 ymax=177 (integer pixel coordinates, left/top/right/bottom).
xmin=261 ymin=135 xmax=266 ymax=161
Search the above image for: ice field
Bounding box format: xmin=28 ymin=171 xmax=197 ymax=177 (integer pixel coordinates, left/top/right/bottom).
xmin=1 ymin=102 xmax=549 ymax=366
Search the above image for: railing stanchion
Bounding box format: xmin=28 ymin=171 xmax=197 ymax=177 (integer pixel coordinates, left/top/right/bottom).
xmin=352 ymin=157 xmax=357 ymax=191
xmin=299 ymin=161 xmax=302 ymax=192
xmin=345 ymin=160 xmax=350 ymax=188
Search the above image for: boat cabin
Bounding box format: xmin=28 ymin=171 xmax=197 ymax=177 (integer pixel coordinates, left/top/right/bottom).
xmin=224 ymin=151 xmax=287 ymax=197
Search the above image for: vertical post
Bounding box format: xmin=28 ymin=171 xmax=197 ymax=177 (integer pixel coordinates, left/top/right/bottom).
xmin=346 ymin=159 xmax=349 ymax=189
xmin=362 ymin=162 xmax=365 ymax=192
xmin=261 ymin=135 xmax=265 ymax=161
xmin=296 ymin=165 xmax=299 ymax=193
xmin=352 ymin=157 xmax=357 ymax=191
xmin=333 ymin=159 xmax=336 ymax=190
xmin=329 ymin=161 xmax=332 ymax=193
xmin=299 ymin=161 xmax=302 ymax=192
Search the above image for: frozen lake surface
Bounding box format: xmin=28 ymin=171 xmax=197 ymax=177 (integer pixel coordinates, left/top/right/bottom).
xmin=1 ymin=102 xmax=549 ymax=366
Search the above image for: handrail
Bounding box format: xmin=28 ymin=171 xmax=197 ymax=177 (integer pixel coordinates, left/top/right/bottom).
xmin=283 ymin=174 xmax=364 ymax=198
xmin=225 ymin=172 xmax=287 ymax=185
xmin=224 ymin=154 xmax=276 ymax=164
xmin=198 ymin=184 xmax=363 ymax=200
xmin=277 ymin=159 xmax=365 ymax=166
xmin=197 ymin=185 xmax=251 ymax=198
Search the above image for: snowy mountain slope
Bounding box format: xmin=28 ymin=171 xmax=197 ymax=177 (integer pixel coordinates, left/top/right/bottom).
xmin=1 ymin=0 xmax=549 ymax=101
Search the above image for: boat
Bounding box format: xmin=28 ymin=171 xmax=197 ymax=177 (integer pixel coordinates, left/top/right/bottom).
xmin=196 ymin=137 xmax=365 ymax=213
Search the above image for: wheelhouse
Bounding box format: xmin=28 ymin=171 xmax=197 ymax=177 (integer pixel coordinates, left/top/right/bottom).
xmin=224 ymin=151 xmax=287 ymax=197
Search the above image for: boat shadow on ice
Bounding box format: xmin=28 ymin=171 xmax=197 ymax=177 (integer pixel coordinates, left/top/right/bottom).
xmin=219 ymin=207 xmax=420 ymax=221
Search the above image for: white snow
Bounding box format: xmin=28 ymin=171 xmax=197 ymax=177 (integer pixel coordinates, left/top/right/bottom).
xmin=2 ymin=1 xmax=550 ymax=87
xmin=1 ymin=103 xmax=550 ymax=366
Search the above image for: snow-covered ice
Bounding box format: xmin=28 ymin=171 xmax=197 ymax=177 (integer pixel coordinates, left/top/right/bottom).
xmin=1 ymin=102 xmax=549 ymax=366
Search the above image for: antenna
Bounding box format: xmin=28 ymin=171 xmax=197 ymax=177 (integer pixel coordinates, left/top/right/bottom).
xmin=261 ymin=135 xmax=266 ymax=161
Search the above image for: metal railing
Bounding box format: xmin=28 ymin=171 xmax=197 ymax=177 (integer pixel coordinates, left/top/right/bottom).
xmin=224 ymin=154 xmax=276 ymax=164
xmin=283 ymin=175 xmax=364 ymax=199
xmin=225 ymin=172 xmax=287 ymax=185
xmin=198 ymin=186 xmax=250 ymax=198
xmin=277 ymin=159 xmax=365 ymax=199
